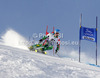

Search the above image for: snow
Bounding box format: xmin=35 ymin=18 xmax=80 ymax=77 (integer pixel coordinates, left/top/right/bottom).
xmin=0 ymin=29 xmax=100 ymax=78
xmin=0 ymin=44 xmax=100 ymax=78
xmin=1 ymin=29 xmax=28 ymax=50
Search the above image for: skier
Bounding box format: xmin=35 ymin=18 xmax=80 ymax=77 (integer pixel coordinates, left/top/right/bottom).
xmin=29 ymin=28 xmax=60 ymax=54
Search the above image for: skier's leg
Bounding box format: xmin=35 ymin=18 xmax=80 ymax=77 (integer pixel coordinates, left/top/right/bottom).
xmin=47 ymin=46 xmax=53 ymax=50
xmin=33 ymin=44 xmax=42 ymax=47
xmin=43 ymin=46 xmax=53 ymax=51
xmin=29 ymin=44 xmax=42 ymax=51
xmin=37 ymin=44 xmax=53 ymax=54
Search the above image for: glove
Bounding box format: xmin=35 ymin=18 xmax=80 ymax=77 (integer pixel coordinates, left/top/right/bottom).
xmin=39 ymin=39 xmax=43 ymax=43
xmin=55 ymin=49 xmax=58 ymax=54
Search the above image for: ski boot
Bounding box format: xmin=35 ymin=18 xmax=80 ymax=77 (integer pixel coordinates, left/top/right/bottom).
xmin=35 ymin=48 xmax=47 ymax=54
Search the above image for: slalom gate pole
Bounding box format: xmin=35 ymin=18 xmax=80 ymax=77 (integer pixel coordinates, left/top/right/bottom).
xmin=53 ymin=46 xmax=54 ymax=56
xmin=79 ymin=13 xmax=82 ymax=62
xmin=96 ymin=16 xmax=98 ymax=65
xmin=56 ymin=54 xmax=60 ymax=57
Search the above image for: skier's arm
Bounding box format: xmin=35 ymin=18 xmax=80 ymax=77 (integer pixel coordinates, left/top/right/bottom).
xmin=55 ymin=39 xmax=60 ymax=54
xmin=55 ymin=43 xmax=60 ymax=53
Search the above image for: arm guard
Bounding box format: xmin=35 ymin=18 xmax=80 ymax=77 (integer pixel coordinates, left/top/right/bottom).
xmin=55 ymin=43 xmax=60 ymax=53
xmin=56 ymin=43 xmax=60 ymax=51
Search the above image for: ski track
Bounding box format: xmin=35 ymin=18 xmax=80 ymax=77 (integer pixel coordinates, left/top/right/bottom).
xmin=0 ymin=44 xmax=100 ymax=78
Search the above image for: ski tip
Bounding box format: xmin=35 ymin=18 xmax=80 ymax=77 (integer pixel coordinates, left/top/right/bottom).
xmin=44 ymin=52 xmax=47 ymax=54
xmin=35 ymin=50 xmax=37 ymax=52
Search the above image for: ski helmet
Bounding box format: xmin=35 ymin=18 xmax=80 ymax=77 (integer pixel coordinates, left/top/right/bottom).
xmin=54 ymin=29 xmax=60 ymax=38
xmin=54 ymin=29 xmax=60 ymax=34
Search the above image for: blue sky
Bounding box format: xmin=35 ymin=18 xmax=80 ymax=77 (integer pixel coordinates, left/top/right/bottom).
xmin=0 ymin=0 xmax=100 ymax=63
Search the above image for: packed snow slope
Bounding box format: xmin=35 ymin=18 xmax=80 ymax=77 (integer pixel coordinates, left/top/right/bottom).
xmin=0 ymin=29 xmax=100 ymax=78
xmin=0 ymin=44 xmax=100 ymax=78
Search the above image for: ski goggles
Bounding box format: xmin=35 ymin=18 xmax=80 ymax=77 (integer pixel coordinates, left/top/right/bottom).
xmin=55 ymin=32 xmax=59 ymax=35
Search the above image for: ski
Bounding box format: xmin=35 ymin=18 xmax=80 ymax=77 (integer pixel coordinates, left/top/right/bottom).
xmin=35 ymin=49 xmax=47 ymax=54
